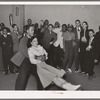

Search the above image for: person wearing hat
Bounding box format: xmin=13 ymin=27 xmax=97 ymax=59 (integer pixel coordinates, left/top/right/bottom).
xmin=62 ymin=24 xmax=75 ymax=73
xmin=0 ymin=27 xmax=14 ymax=75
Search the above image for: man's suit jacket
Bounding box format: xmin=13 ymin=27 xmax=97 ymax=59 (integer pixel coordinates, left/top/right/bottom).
xmin=11 ymin=35 xmax=29 ymax=66
xmin=0 ymin=35 xmax=13 ymax=55
xmin=73 ymin=27 xmax=82 ymax=51
xmin=41 ymin=28 xmax=57 ymax=51
xmin=90 ymin=34 xmax=100 ymax=60
xmin=73 ymin=27 xmax=82 ymax=43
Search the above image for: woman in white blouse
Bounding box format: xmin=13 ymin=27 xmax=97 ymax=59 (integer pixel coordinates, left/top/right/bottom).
xmin=28 ymin=36 xmax=81 ymax=90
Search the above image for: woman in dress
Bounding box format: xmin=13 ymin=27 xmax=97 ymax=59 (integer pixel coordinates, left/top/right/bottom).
xmin=28 ymin=36 xmax=81 ymax=90
xmin=80 ymin=21 xmax=89 ymax=74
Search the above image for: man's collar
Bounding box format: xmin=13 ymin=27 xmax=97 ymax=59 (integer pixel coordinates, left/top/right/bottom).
xmin=26 ymin=34 xmax=31 ymax=38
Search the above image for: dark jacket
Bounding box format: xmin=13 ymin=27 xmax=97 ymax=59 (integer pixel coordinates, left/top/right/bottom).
xmin=0 ymin=35 xmax=13 ymax=54
xmin=41 ymin=28 xmax=57 ymax=51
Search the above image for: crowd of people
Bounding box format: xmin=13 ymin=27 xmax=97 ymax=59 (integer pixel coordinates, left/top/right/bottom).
xmin=0 ymin=18 xmax=100 ymax=90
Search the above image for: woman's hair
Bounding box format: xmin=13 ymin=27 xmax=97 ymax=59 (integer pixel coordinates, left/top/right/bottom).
xmin=12 ymin=24 xmax=17 ymax=28
xmin=75 ymin=19 xmax=81 ymax=23
xmin=82 ymin=21 xmax=88 ymax=29
xmin=89 ymin=29 xmax=94 ymax=33
xmin=62 ymin=24 xmax=67 ymax=28
xmin=29 ymin=36 xmax=37 ymax=43
xmin=27 ymin=36 xmax=37 ymax=48
xmin=48 ymin=24 xmax=53 ymax=28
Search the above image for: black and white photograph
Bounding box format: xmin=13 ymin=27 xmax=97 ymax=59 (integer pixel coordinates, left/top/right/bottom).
xmin=0 ymin=1 xmax=100 ymax=98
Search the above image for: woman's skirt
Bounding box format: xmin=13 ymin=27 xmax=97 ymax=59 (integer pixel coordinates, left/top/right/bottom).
xmin=37 ymin=62 xmax=66 ymax=88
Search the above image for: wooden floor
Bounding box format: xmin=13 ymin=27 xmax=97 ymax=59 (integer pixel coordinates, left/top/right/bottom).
xmin=0 ymin=64 xmax=100 ymax=90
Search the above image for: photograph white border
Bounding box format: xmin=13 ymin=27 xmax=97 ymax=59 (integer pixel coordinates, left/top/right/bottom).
xmin=0 ymin=1 xmax=100 ymax=99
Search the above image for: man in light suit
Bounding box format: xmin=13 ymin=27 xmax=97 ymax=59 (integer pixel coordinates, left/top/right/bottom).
xmin=12 ymin=25 xmax=43 ymax=90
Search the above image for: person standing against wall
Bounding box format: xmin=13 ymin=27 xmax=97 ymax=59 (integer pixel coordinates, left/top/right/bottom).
xmin=0 ymin=27 xmax=14 ymax=75
xmin=11 ymin=24 xmax=22 ymax=73
xmin=52 ymin=22 xmax=64 ymax=68
xmin=62 ymin=24 xmax=75 ymax=73
xmin=11 ymin=25 xmax=43 ymax=90
xmin=80 ymin=21 xmax=89 ymax=74
xmin=41 ymin=24 xmax=57 ymax=66
xmin=73 ymin=20 xmax=82 ymax=73
xmin=85 ymin=29 xmax=99 ymax=79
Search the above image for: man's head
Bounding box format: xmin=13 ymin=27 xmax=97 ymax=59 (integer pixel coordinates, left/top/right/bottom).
xmin=99 ymin=26 xmax=100 ymax=31
xmin=75 ymin=20 xmax=81 ymax=27
xmin=67 ymin=24 xmax=74 ymax=32
xmin=34 ymin=23 xmax=39 ymax=30
xmin=62 ymin=24 xmax=67 ymax=32
xmin=54 ymin=21 xmax=60 ymax=28
xmin=48 ymin=24 xmax=53 ymax=31
xmin=2 ymin=27 xmax=8 ymax=35
xmin=12 ymin=24 xmax=18 ymax=31
xmin=44 ymin=19 xmax=49 ymax=27
xmin=89 ymin=29 xmax=95 ymax=38
xmin=26 ymin=25 xmax=34 ymax=37
xmin=27 ymin=19 xmax=32 ymax=25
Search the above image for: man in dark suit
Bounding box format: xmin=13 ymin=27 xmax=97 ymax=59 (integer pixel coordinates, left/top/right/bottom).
xmin=13 ymin=25 xmax=43 ymax=90
xmin=0 ymin=27 xmax=14 ymax=74
xmin=95 ymin=26 xmax=100 ymax=62
xmin=73 ymin=20 xmax=82 ymax=72
xmin=41 ymin=24 xmax=57 ymax=65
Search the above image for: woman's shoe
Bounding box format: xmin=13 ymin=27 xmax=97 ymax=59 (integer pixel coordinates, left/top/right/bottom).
xmin=61 ymin=69 xmax=66 ymax=74
xmin=62 ymin=83 xmax=81 ymax=91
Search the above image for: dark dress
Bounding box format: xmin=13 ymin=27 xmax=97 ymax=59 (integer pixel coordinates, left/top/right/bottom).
xmin=85 ymin=35 xmax=100 ymax=76
xmin=80 ymin=29 xmax=89 ymax=72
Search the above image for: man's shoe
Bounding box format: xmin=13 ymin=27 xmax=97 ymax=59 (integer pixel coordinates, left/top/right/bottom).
xmin=67 ymin=68 xmax=72 ymax=73
xmin=5 ymin=71 xmax=8 ymax=75
xmin=75 ymin=70 xmax=80 ymax=73
xmin=88 ymin=76 xmax=93 ymax=80
xmin=10 ymin=70 xmax=15 ymax=74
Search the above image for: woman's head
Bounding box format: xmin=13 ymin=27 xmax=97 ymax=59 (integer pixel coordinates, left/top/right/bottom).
xmin=89 ymin=29 xmax=95 ymax=38
xmin=12 ymin=24 xmax=18 ymax=31
xmin=67 ymin=24 xmax=74 ymax=32
xmin=30 ymin=36 xmax=38 ymax=47
xmin=54 ymin=21 xmax=60 ymax=28
xmin=82 ymin=21 xmax=88 ymax=29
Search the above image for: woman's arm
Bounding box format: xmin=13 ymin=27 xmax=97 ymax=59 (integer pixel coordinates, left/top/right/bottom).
xmin=43 ymin=48 xmax=48 ymax=60
xmin=28 ymin=48 xmax=41 ymax=64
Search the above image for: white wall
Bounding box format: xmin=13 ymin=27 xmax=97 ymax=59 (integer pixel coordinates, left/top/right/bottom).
xmin=0 ymin=5 xmax=12 ymax=29
xmin=25 ymin=5 xmax=100 ymax=32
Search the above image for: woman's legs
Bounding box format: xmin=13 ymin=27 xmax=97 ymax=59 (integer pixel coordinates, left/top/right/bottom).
xmin=53 ymin=77 xmax=81 ymax=91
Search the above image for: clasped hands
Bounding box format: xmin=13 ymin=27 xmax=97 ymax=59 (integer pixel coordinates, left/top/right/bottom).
xmin=86 ymin=45 xmax=92 ymax=51
xmin=81 ymin=37 xmax=87 ymax=43
xmin=35 ymin=55 xmax=46 ymax=62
